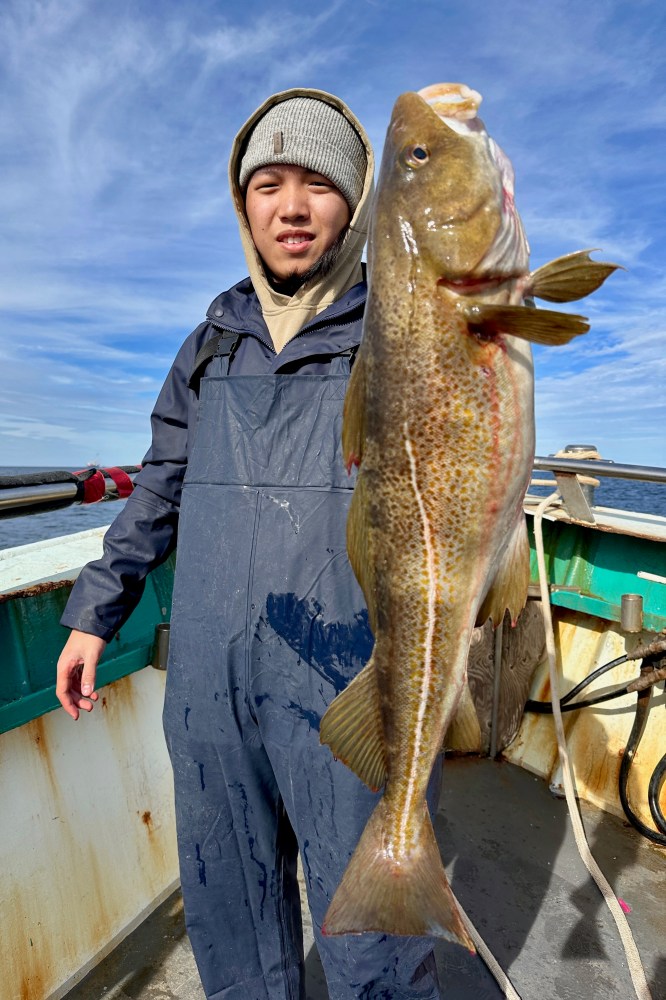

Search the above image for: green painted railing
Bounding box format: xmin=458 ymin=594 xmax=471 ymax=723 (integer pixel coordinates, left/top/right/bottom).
xmin=526 ymin=516 xmax=666 ymax=631
xmin=0 ymin=554 xmax=175 ymax=736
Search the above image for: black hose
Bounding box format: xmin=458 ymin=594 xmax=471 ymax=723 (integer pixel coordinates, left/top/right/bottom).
xmin=526 ymin=681 xmax=634 ymax=713
xmin=618 ymin=684 xmax=666 ymax=846
xmin=560 ymin=654 xmax=629 ymax=705
xmin=525 ymin=653 xmax=666 ymax=844
xmin=647 ymin=751 xmax=666 ymax=834
xmin=0 ymin=470 xmax=79 ymax=489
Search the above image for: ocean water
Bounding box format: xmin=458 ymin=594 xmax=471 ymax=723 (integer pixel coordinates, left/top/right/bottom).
xmin=1 ymin=465 xmax=665 ymax=552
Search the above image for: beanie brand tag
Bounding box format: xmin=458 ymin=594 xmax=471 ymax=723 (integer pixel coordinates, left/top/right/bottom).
xmin=273 ymin=130 xmax=284 ymax=155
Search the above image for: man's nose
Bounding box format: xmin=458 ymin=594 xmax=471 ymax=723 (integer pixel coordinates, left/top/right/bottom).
xmin=278 ymin=182 xmax=310 ymax=220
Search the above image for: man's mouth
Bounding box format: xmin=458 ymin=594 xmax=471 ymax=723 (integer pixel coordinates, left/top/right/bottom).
xmin=278 ymin=232 xmax=315 ymax=247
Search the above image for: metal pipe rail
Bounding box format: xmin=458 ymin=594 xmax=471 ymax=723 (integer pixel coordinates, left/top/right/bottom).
xmin=0 ymin=467 xmax=140 ymax=519
xmin=532 ymin=456 xmax=666 ymax=484
xmin=2 ymin=458 xmax=664 ymax=520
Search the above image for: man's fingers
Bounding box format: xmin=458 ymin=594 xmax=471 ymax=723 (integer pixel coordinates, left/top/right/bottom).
xmin=75 ymin=689 xmax=99 ymax=712
xmin=56 ymin=631 xmax=106 ymax=719
xmin=80 ymin=663 xmax=97 ymax=699
xmin=58 ymin=691 xmax=81 ymax=721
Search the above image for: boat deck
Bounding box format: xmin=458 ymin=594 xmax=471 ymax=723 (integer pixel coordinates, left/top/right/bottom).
xmin=66 ymin=756 xmax=664 ymax=999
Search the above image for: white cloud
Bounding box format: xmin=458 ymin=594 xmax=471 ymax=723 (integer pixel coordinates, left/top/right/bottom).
xmin=0 ymin=0 xmax=664 ymax=477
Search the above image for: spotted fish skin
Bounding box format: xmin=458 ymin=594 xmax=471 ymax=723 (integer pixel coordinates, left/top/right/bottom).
xmin=320 ymin=88 xmax=619 ymax=944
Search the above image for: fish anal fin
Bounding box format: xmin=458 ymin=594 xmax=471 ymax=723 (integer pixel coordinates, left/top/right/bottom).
xmin=323 ymin=800 xmax=475 ymax=949
xmin=461 ymin=300 xmax=590 ymax=346
xmin=320 ymin=656 xmax=387 ymax=792
xmin=476 ymin=516 xmax=530 ymax=628
xmin=445 ymin=682 xmax=483 ymax=753
xmin=527 ymin=250 xmax=623 ymax=303
xmin=342 ymin=351 xmax=367 ymax=473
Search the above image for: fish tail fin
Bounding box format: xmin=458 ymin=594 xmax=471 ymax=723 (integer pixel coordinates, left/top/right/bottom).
xmin=527 ymin=249 xmax=623 ymax=303
xmin=323 ymin=799 xmax=475 ymax=950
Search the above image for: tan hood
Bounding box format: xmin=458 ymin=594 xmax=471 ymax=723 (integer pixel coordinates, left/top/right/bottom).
xmin=229 ymin=88 xmax=375 ymax=353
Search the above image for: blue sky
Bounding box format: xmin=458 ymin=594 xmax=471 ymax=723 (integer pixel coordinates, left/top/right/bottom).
xmin=1 ymin=0 xmax=664 ymax=468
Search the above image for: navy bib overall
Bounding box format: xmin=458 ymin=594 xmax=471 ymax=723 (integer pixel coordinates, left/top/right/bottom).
xmin=163 ymin=349 xmax=440 ymax=1000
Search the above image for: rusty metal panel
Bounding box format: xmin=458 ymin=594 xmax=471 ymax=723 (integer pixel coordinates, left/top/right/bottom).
xmin=0 ymin=668 xmax=178 ymax=1000
xmin=504 ymin=607 xmax=665 ymax=834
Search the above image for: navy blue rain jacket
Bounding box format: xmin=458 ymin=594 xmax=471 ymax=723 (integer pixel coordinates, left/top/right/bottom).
xmin=60 ymin=276 xmax=366 ymax=641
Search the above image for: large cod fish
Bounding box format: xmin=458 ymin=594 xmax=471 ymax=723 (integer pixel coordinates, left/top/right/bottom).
xmin=320 ymin=84 xmax=618 ymax=945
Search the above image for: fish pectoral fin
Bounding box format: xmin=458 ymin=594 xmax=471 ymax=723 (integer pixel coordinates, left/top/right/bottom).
xmin=342 ymin=350 xmax=367 ymax=473
xmin=319 ymin=656 xmax=387 ymax=791
xmin=476 ymin=516 xmax=530 ymax=628
xmin=527 ymin=250 xmax=623 ymax=303
xmin=461 ymin=300 xmax=589 ymax=345
xmin=323 ymin=800 xmax=475 ymax=948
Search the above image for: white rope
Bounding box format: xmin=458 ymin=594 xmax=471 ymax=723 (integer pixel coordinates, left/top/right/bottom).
xmin=451 ymin=890 xmax=522 ymax=999
xmin=533 ymin=492 xmax=653 ymax=1000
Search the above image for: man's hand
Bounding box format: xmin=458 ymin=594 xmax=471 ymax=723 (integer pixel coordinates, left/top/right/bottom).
xmin=56 ymin=630 xmax=107 ymax=720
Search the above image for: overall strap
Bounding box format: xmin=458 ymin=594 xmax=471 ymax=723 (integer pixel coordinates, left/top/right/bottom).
xmin=328 ymin=343 xmax=359 ymax=374
xmin=188 ymin=331 xmax=241 ymax=395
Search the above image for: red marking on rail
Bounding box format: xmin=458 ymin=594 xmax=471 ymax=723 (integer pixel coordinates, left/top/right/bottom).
xmin=74 ymin=469 xmax=105 ymax=504
xmin=101 ymin=466 xmax=134 ymax=498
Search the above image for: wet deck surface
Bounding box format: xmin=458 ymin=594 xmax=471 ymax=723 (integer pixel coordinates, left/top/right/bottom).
xmin=67 ymin=757 xmax=664 ymax=999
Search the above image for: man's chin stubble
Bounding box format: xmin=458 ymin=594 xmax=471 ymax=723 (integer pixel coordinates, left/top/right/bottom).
xmin=266 ymin=229 xmax=348 ymax=296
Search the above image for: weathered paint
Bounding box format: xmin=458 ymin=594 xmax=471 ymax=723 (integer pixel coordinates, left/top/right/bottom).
xmin=0 ymin=532 xmax=175 ymax=735
xmin=504 ymin=607 xmax=666 ymax=834
xmin=0 ymin=667 xmax=178 ymax=1000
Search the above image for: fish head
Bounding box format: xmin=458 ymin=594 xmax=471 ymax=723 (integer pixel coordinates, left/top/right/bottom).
xmin=372 ymin=90 xmax=529 ymax=284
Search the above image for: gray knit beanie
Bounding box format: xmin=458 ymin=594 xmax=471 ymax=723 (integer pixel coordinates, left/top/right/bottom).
xmin=239 ymin=97 xmax=367 ymax=213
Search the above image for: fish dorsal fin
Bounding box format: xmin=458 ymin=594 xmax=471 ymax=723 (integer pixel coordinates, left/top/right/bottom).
xmin=476 ymin=515 xmax=530 ymax=628
xmin=461 ymin=300 xmax=589 ymax=345
xmin=320 ymin=656 xmax=387 ymax=791
xmin=528 ymin=250 xmax=622 ymax=303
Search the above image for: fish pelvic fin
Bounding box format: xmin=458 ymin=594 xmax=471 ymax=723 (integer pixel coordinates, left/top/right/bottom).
xmin=320 ymin=656 xmax=387 ymax=791
xmin=476 ymin=515 xmax=530 ymax=628
xmin=527 ymin=250 xmax=623 ymax=303
xmin=346 ymin=473 xmax=377 ymax=630
xmin=461 ymin=299 xmax=590 ymax=345
xmin=323 ymin=799 xmax=475 ymax=949
xmin=342 ymin=350 xmax=366 ymax=473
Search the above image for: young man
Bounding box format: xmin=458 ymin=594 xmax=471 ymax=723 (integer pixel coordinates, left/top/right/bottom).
xmin=57 ymin=89 xmax=441 ymax=1000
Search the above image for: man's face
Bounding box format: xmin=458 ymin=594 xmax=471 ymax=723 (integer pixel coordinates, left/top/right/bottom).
xmin=245 ymin=164 xmax=351 ymax=283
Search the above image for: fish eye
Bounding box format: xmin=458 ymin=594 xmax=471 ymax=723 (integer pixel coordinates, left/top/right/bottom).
xmin=405 ymin=144 xmax=430 ymax=168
